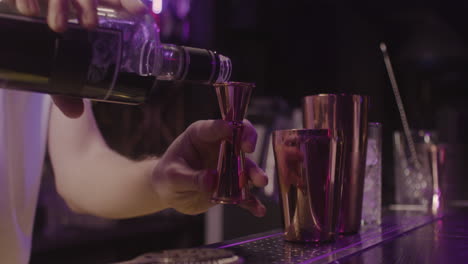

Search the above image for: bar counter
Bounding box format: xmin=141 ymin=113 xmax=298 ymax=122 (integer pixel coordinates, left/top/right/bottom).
xmin=201 ymin=208 xmax=467 ymax=264
xmin=109 ymin=207 xmax=468 ymax=263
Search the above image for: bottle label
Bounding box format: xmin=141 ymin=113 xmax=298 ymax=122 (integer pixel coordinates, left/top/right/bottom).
xmin=182 ymin=46 xmax=218 ymax=84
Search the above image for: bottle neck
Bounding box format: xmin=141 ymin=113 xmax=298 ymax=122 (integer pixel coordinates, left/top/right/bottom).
xmin=146 ymin=42 xmax=232 ymax=84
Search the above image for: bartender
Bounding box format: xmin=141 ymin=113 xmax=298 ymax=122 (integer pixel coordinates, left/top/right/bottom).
xmin=0 ymin=0 xmax=268 ymax=263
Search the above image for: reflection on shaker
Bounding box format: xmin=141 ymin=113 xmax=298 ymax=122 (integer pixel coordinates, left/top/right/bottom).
xmin=303 ymin=94 xmax=369 ymax=234
xmin=273 ymin=129 xmax=340 ymax=243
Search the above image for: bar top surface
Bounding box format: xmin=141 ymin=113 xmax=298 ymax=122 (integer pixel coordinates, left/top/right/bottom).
xmin=203 ymin=208 xmax=468 ymax=264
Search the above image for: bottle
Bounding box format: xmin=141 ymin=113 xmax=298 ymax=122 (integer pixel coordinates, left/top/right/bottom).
xmin=0 ymin=2 xmax=231 ymax=104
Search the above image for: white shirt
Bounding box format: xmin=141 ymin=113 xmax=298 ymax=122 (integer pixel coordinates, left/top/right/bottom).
xmin=0 ymin=90 xmax=51 ymax=264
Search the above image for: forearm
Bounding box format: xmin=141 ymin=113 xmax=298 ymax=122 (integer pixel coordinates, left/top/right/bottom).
xmin=48 ymin=100 xmax=165 ymax=219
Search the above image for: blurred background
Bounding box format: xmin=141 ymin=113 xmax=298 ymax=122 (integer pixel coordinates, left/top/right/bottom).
xmin=30 ymin=0 xmax=468 ymax=263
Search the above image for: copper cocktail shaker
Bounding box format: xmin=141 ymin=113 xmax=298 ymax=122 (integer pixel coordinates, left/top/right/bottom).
xmin=303 ymin=94 xmax=369 ymax=234
xmin=273 ymin=129 xmax=341 ymax=242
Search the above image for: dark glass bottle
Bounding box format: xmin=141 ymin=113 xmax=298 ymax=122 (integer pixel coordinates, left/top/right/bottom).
xmin=0 ymin=3 xmax=231 ymax=104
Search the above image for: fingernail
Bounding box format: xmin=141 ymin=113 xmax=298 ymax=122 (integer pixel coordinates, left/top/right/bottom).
xmin=17 ymin=0 xmax=39 ymax=16
xmin=253 ymin=167 xmax=268 ymax=187
xmin=82 ymin=13 xmax=98 ymax=29
xmin=52 ymin=12 xmax=66 ymax=32
xmin=27 ymin=0 xmax=40 ymax=15
xmin=256 ymin=167 xmax=265 ymax=175
xmin=244 ymin=135 xmax=257 ymax=153
xmin=255 ymin=205 xmax=266 ymax=217
xmin=260 ymin=170 xmax=269 ymax=186
xmin=242 ymin=141 xmax=255 ymax=153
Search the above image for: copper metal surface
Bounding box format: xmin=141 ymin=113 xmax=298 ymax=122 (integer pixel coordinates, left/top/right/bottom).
xmin=212 ymin=82 xmax=254 ymax=204
xmin=272 ymin=129 xmax=340 ymax=242
xmin=303 ymin=94 xmax=369 ymax=234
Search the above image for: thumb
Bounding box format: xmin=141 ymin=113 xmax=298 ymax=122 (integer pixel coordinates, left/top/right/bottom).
xmin=187 ymin=120 xmax=232 ymax=146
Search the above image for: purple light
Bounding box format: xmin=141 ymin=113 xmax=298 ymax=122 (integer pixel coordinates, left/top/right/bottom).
xmin=153 ymin=0 xmax=163 ymax=14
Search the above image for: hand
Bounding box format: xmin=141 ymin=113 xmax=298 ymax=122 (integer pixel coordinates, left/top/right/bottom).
xmin=14 ymin=0 xmax=148 ymax=32
xmin=152 ymin=119 xmax=268 ymax=217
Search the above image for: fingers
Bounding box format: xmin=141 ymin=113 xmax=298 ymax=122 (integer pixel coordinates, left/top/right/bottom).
xmin=99 ymin=0 xmax=147 ymax=14
xmin=153 ymin=165 xmax=216 ymax=215
xmin=187 ymin=119 xmax=258 ymax=152
xmin=166 ymin=159 xmax=268 ymax=196
xmin=51 ymin=95 xmax=84 ymax=118
xmin=73 ymin=0 xmax=98 ymax=29
xmin=47 ymin=0 xmax=69 ymax=32
xmin=240 ymin=158 xmax=268 ymax=218
xmin=241 ymin=119 xmax=257 ymax=153
xmin=239 ymin=196 xmax=266 ymax=217
xmin=16 ymin=0 xmax=40 ymax=16
xmin=18 ymin=0 xmax=148 ymax=33
xmin=162 ymin=119 xmax=266 ymax=217
xmin=184 ymin=119 xmax=264 ymax=188
xmin=120 ymin=0 xmax=148 ymax=14
xmin=187 ymin=120 xmax=232 ymax=145
xmin=245 ymin=158 xmax=268 ymax=188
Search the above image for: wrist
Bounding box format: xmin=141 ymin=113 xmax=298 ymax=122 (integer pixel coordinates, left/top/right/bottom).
xmin=148 ymin=158 xmax=170 ymax=211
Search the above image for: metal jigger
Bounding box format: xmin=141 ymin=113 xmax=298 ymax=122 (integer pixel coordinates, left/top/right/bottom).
xmin=211 ymin=82 xmax=254 ymax=204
